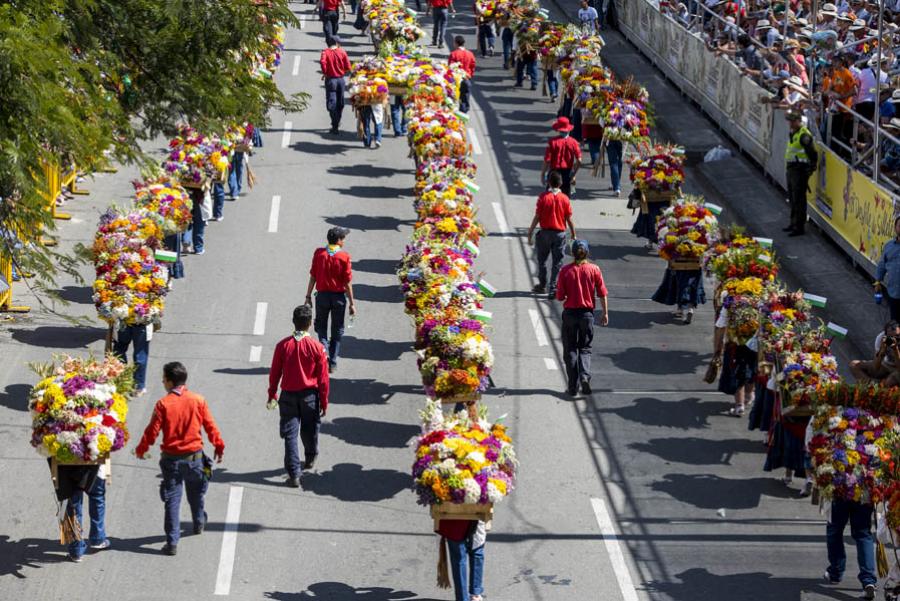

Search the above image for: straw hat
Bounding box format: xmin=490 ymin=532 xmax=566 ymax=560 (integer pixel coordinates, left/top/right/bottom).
xmin=821 ymin=3 xmax=838 ymax=16
xmin=890 ymin=89 xmax=900 ymax=103
xmin=849 ymin=19 xmax=866 ymax=31
xmin=756 ymin=19 xmax=772 ymax=30
xmin=869 ymin=55 xmax=892 ymax=67
xmin=885 ymin=117 xmax=900 ymax=130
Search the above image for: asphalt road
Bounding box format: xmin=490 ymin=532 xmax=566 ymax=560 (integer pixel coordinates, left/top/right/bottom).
xmin=0 ymin=3 xmax=871 ymax=601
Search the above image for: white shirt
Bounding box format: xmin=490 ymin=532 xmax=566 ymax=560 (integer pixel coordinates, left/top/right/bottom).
xmin=578 ymin=6 xmax=598 ymax=31
xmin=856 ymin=66 xmax=889 ymax=104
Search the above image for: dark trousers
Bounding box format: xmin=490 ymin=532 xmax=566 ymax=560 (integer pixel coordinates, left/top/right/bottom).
xmin=516 ymin=58 xmax=538 ymax=88
xmin=391 ymin=96 xmax=408 ymax=135
xmin=786 ymin=166 xmax=810 ymax=232
xmin=279 ymin=389 xmax=321 ymax=477
xmin=535 ymin=229 xmax=566 ymax=292
xmin=315 ymin=291 xmax=347 ymax=365
xmin=113 ymin=324 xmax=149 ymax=390
xmin=477 ymin=23 xmax=495 ymax=55
xmin=501 ymin=28 xmax=514 ymax=68
xmin=432 ymin=7 xmax=448 ymax=46
xmin=546 ymin=69 xmax=559 ymax=97
xmin=562 ymin=308 xmax=594 ymax=392
xmin=159 ymin=454 xmax=208 ymax=546
xmin=212 ymin=182 xmax=225 ymax=219
xmin=553 ymin=168 xmax=573 ymax=197
xmin=187 ymin=188 xmax=206 ymax=252
xmin=459 ymin=79 xmax=471 ymax=113
xmin=163 ymin=233 xmax=184 ymax=279
xmin=888 ymin=293 xmax=900 ymax=322
xmin=323 ymin=10 xmax=340 ymax=43
xmin=825 ymin=499 xmax=876 ymax=586
xmin=325 ymin=77 xmax=346 ymax=130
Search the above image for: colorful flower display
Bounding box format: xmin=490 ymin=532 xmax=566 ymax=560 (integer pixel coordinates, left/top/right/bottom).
xmin=28 ymin=354 xmax=134 ymax=463
xmin=132 ymin=176 xmax=193 ymax=235
xmin=408 ymin=108 xmax=470 ymax=160
xmin=628 ymin=143 xmax=685 ymax=193
xmin=162 ymin=126 xmax=231 ymax=185
xmin=706 ymin=237 xmax=778 ymax=282
xmin=778 ymin=351 xmax=841 ymax=407
xmin=413 ymin=400 xmax=517 ymax=506
xmin=722 ymin=294 xmax=760 ymax=345
xmin=602 ymin=79 xmax=651 ymax=143
xmin=418 ymin=318 xmax=494 ymax=399
xmin=656 ymin=197 xmax=719 ymax=261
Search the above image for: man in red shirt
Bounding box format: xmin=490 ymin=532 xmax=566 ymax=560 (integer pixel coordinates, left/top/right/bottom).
xmin=427 ymin=0 xmax=455 ymax=48
xmin=541 ymin=116 xmax=582 ymax=197
xmin=268 ymin=305 xmax=330 ymax=487
xmin=449 ymin=35 xmax=475 ymax=113
xmin=526 ymin=170 xmax=576 ymax=298
xmin=305 ymin=226 xmax=356 ymax=371
xmin=319 ymin=37 xmax=352 ymax=134
xmin=135 ymin=362 xmax=225 ymax=556
xmin=555 ymin=240 xmax=609 ymax=396
xmin=320 ymin=0 xmax=347 ymax=45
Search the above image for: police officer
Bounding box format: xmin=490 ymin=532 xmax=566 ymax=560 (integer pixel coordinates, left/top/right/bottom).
xmin=783 ymin=111 xmax=818 ymax=237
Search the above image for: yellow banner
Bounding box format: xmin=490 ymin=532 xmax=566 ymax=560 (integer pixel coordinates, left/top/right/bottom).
xmin=812 ymin=147 xmax=896 ymax=267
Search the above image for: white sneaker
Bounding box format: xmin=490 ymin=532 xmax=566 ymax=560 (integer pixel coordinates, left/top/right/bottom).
xmin=374 ymin=140 xmax=381 ymax=148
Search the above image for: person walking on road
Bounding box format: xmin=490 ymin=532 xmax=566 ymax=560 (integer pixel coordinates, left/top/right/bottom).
xmin=320 ymin=0 xmax=347 ymax=45
xmin=305 ymin=227 xmax=357 ymax=371
xmin=134 ymin=362 xmax=225 ymax=556
xmin=56 ymin=462 xmax=110 ymax=562
xmin=555 ymin=240 xmax=609 ymax=396
xmin=876 ymin=216 xmax=900 ymax=321
xmin=437 ymin=519 xmax=487 ymax=601
xmin=113 ymin=323 xmax=150 ymax=397
xmin=449 ymin=36 xmax=476 ymax=113
xmin=267 ymin=305 xmax=330 ymax=487
xmin=320 ymin=37 xmax=352 ymax=135
xmin=541 ymin=117 xmax=582 ymax=197
xmin=527 ymin=171 xmax=576 ymax=298
xmin=783 ymin=111 xmax=817 ymax=236
xmin=514 ymin=46 xmax=539 ymax=90
xmin=427 ymin=0 xmax=455 ymax=48
xmin=824 ymin=498 xmax=877 ymax=599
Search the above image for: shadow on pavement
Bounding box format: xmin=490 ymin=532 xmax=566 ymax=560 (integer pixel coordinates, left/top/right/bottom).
xmin=325 ymin=214 xmax=414 ymax=232
xmin=328 ymin=164 xmax=409 ymax=179
xmin=54 ymin=285 xmax=94 ymax=304
xmin=337 ymin=338 xmax=410 ymax=361
xmin=651 ymin=474 xmax=795 ymax=510
xmin=352 ymin=259 xmax=399 ymax=275
xmin=330 ymin=378 xmax=421 ymax=404
xmin=0 ymin=383 xmax=31 ymax=411
xmin=266 ymin=583 xmax=441 ymax=600
xmin=214 ymin=467 xmax=286 ymax=487
xmin=10 ymin=327 xmax=106 ymax=349
xmin=596 ymin=396 xmax=730 ymax=430
xmin=352 ymin=283 xmax=404 ymax=303
xmin=300 ymin=463 xmax=410 ymax=502
xmin=328 ymin=185 xmax=409 ymax=199
xmin=591 ymin=243 xmax=652 ymax=263
xmin=0 ymin=535 xmax=65 ymax=579
xmin=289 ymin=140 xmax=357 ymax=155
xmin=629 ymin=437 xmax=765 ymax=466
xmin=213 ymin=367 xmax=270 ymax=376
xmin=607 ymin=346 xmax=710 ymax=374
xmin=645 ymin=568 xmax=854 ymax=601
xmin=322 ymin=417 xmax=419 ymax=448
xmin=605 ymin=310 xmax=677 ymax=330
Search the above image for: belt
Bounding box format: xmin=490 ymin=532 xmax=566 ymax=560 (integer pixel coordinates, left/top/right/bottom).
xmin=161 ymin=450 xmax=203 ymax=461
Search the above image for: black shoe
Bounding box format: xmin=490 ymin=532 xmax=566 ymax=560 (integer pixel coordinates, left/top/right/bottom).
xmin=788 ymin=230 xmax=805 ymax=237
xmin=287 ymin=476 xmax=301 ymax=488
xmin=329 ymin=127 xmax=339 ymax=134
xmin=781 ymin=225 xmax=794 ymax=232
xmin=328 ymin=362 xmax=336 ymax=374
xmin=581 ymin=381 xmax=592 ymax=395
xmin=532 ymin=284 xmax=546 ymax=293
xmin=193 ymin=511 xmax=208 ymax=535
xmin=547 ymin=291 xmax=556 ymax=301
xmin=304 ymin=456 xmax=317 ymax=470
xmin=513 ymin=83 xmax=523 ymax=88
xmin=530 ymin=86 xmax=538 ymax=91
xmin=567 ymin=387 xmax=578 ymax=397
xmin=162 ymin=543 xmax=177 ymax=556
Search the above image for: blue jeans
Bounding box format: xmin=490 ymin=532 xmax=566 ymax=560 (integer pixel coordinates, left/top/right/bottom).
xmin=66 ymin=477 xmax=107 ymax=558
xmin=587 ymin=138 xmax=603 ymax=167
xmin=606 ymin=140 xmax=623 ymax=191
xmin=361 ymin=107 xmax=383 ymax=147
xmin=459 ymin=79 xmax=471 ymax=113
xmin=278 ymin=389 xmax=321 ymax=477
xmin=325 ymin=77 xmax=346 ymax=130
xmin=391 ymin=96 xmax=408 ymax=135
xmin=447 ymin=538 xmax=485 ymax=601
xmin=501 ymin=29 xmax=514 ymax=68
xmin=212 ymin=183 xmax=225 ymax=219
xmin=315 ymin=291 xmax=347 ymax=366
xmin=159 ymin=454 xmax=208 ymax=547
xmin=188 ymin=189 xmax=206 ymax=252
xmin=323 ymin=10 xmax=340 ymax=44
xmin=516 ymin=59 xmax=538 ymax=88
xmin=228 ymin=152 xmax=244 ymax=198
xmin=826 ymin=499 xmax=876 ymax=586
xmin=546 ymin=69 xmax=559 ymax=97
xmin=535 ymin=229 xmax=566 ymax=292
xmin=478 ymin=23 xmax=495 ymax=55
xmin=163 ymin=233 xmax=184 ymax=279
xmin=113 ymin=324 xmax=149 ymax=390
xmin=432 ymin=7 xmax=448 ymax=46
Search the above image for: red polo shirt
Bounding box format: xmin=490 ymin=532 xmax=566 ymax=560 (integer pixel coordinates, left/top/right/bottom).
xmin=310 ymin=247 xmax=352 ymax=292
xmin=556 ymin=261 xmax=608 ymax=309
xmin=319 ymin=47 xmax=351 ymax=78
xmin=268 ymin=333 xmax=330 ymax=408
xmin=535 ymin=190 xmax=572 ymax=231
xmin=544 ymin=136 xmax=582 ymax=170
xmin=135 ymin=387 xmax=225 ymax=457
xmin=449 ymin=48 xmax=476 ymax=78
xmin=322 ymin=0 xmax=342 ymax=10
xmin=431 ymin=0 xmax=453 ymax=7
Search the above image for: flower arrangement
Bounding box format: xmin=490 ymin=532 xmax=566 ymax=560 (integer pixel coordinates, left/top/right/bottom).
xmin=28 ymin=354 xmax=134 ymax=463
xmin=132 ymin=176 xmax=193 ymax=235
xmin=407 ymin=108 xmax=470 ymax=160
xmin=162 ymin=126 xmax=231 ymax=185
xmin=554 ymin=25 xmax=604 ymax=66
xmin=416 ymin=157 xmax=478 ymax=185
xmin=572 ymin=62 xmax=613 ymax=121
xmin=808 ymin=403 xmax=897 ymax=504
xmin=413 ymin=399 xmax=517 ymax=506
xmin=655 ymin=196 xmax=719 ymax=261
xmin=778 ymin=351 xmax=841 ymax=407
xmin=757 ymin=289 xmax=814 ymax=357
xmin=515 ymin=17 xmax=544 ymax=56
xmin=538 ymin=22 xmax=566 ymax=59
xmin=92 ymin=207 xmax=169 ymax=326
xmin=628 ymin=143 xmax=685 ymax=193
xmin=706 ymin=240 xmax=779 ymax=283
xmin=415 ymin=180 xmax=476 ymax=221
xmin=720 ymin=276 xmax=765 ymax=298
xmin=349 ymin=73 xmax=390 ymax=106
xmin=418 ymin=318 xmax=494 ymax=399
xmin=398 ymin=243 xmax=481 ymax=320
xmin=722 ymin=294 xmax=759 ymax=345
xmin=602 ymin=79 xmax=651 ymax=143
xmin=413 ymin=215 xmax=485 ymax=247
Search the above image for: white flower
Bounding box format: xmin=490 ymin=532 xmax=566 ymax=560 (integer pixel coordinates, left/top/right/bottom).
xmin=463 ymin=479 xmax=481 ymax=504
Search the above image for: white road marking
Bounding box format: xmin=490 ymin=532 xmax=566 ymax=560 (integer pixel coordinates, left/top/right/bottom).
xmin=249 ymin=345 xmax=262 ymax=363
xmin=253 ymin=302 xmax=268 ymax=336
xmin=268 ymin=195 xmax=281 ymax=233
xmin=292 ymin=55 xmax=301 ymax=76
xmin=281 ymin=121 xmax=293 ymax=148
xmin=528 ymin=309 xmax=549 ymax=347
xmin=299 ymin=15 xmax=306 ymax=29
xmin=543 ymin=357 xmax=558 ymax=370
xmin=214 ymin=486 xmax=245 ymax=596
xmin=468 ymin=127 xmax=482 ymax=155
xmin=491 ymin=202 xmax=511 ymax=235
xmin=591 ymin=497 xmax=640 ymax=601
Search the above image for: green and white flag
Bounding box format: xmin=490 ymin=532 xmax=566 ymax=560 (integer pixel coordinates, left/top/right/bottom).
xmin=538 ymin=8 xmax=549 ymax=17
xmin=704 ymin=202 xmax=723 ymax=216
xmin=465 ymin=240 xmax=480 ymax=256
xmin=803 ymin=293 xmax=827 ymax=308
xmin=154 ymin=249 xmax=177 ymax=263
xmin=758 ymin=253 xmax=772 ymax=264
xmin=753 ymin=237 xmax=773 ymax=248
xmin=455 ymin=110 xmax=470 ymax=123
xmin=477 ymin=279 xmax=497 ymax=297
xmin=825 ymin=322 xmax=848 ymax=339
xmin=469 ymin=309 xmax=493 ymax=323
xmin=464 ymin=180 xmax=480 ymax=194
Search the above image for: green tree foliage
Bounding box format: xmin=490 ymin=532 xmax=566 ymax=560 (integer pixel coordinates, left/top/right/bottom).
xmin=0 ymin=0 xmax=308 ymax=295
